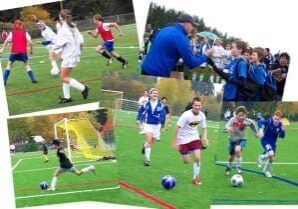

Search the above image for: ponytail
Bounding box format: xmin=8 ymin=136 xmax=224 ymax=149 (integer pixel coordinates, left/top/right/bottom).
xmin=60 ymin=9 xmax=75 ymax=28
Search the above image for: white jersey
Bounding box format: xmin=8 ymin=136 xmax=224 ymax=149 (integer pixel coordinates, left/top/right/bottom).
xmin=225 ymin=117 xmax=257 ymax=142
xmin=54 ymin=22 xmax=84 ymax=60
xmin=176 ymin=110 xmax=206 ymax=145
xmin=138 ymin=96 xmax=149 ymax=106
xmin=41 ymin=25 xmax=57 ymax=42
xmin=212 ymin=45 xmax=225 ymax=69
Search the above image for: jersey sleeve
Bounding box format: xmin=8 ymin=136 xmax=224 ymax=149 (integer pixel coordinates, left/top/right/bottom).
xmin=225 ymin=117 xmax=234 ymax=129
xmin=200 ymin=113 xmax=207 ymax=129
xmin=102 ymin=23 xmax=111 ymax=31
xmin=26 ymin=32 xmax=32 ymax=41
xmin=177 ymin=112 xmax=187 ymax=128
xmin=238 ymin=60 xmax=248 ymax=78
xmin=136 ymin=103 xmax=146 ymax=121
xmin=257 ymin=119 xmax=270 ymax=129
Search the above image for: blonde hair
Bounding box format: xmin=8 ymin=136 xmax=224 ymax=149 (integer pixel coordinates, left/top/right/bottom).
xmin=60 ymin=9 xmax=75 ymax=28
xmin=93 ymin=14 xmax=104 ymax=21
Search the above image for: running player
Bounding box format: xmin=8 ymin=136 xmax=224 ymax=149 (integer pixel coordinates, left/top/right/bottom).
xmin=31 ymin=14 xmax=60 ymax=75
xmin=224 ymin=106 xmax=258 ymax=175
xmin=88 ymin=14 xmax=128 ymax=68
xmin=137 ymin=88 xmax=165 ymax=166
xmin=257 ymin=110 xmax=285 ymax=177
xmin=0 ymin=20 xmax=38 ymax=85
xmin=48 ymin=147 xmax=95 ymax=191
xmin=53 ymin=9 xmax=89 ymax=104
xmin=172 ymin=97 xmax=208 ymax=185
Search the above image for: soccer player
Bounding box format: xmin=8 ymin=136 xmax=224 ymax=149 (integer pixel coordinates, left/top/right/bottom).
xmin=137 ymin=90 xmax=149 ymax=134
xmin=137 ymin=88 xmax=165 ymax=166
xmin=48 ymin=147 xmax=95 ymax=191
xmin=53 ymin=9 xmax=89 ymax=104
xmin=31 ymin=14 xmax=60 ymax=75
xmin=161 ymin=97 xmax=171 ymax=132
xmin=42 ymin=141 xmax=49 ymax=163
xmin=224 ymin=106 xmax=258 ymax=175
xmin=0 ymin=20 xmax=38 ymax=86
xmin=172 ymin=97 xmax=208 ymax=185
xmin=88 ymin=14 xmax=128 ymax=68
xmin=257 ymin=110 xmax=285 ymax=177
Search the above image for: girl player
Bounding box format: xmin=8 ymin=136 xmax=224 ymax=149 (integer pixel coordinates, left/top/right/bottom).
xmin=54 ymin=9 xmax=89 ymax=104
xmin=0 ymin=20 xmax=38 ymax=86
xmin=88 ymin=14 xmax=128 ymax=68
xmin=257 ymin=110 xmax=285 ymax=177
xmin=137 ymin=88 xmax=165 ymax=166
xmin=224 ymin=106 xmax=258 ymax=175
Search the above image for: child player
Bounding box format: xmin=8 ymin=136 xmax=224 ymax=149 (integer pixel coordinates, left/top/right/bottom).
xmin=0 ymin=20 xmax=38 ymax=85
xmin=257 ymin=110 xmax=285 ymax=177
xmin=88 ymin=14 xmax=128 ymax=68
xmin=172 ymin=97 xmax=208 ymax=185
xmin=225 ymin=106 xmax=258 ymax=175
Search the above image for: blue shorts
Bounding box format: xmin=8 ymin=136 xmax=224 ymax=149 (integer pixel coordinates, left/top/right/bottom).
xmin=9 ymin=53 xmax=28 ymax=63
xmin=102 ymin=41 xmax=114 ymax=52
xmin=261 ymin=139 xmax=276 ymax=154
xmin=228 ymin=139 xmax=247 ymax=155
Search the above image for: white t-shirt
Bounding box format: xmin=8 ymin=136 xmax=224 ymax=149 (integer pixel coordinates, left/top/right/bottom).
xmin=176 ymin=110 xmax=206 ymax=145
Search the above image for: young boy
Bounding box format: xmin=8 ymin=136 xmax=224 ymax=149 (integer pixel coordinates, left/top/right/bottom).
xmin=225 ymin=106 xmax=258 ymax=175
xmin=173 ymin=97 xmax=208 ymax=185
xmin=0 ymin=20 xmax=38 ymax=86
xmin=137 ymin=88 xmax=165 ymax=166
xmin=257 ymin=110 xmax=285 ymax=177
xmin=88 ymin=14 xmax=128 ymax=68
xmin=48 ymin=147 xmax=96 ymax=191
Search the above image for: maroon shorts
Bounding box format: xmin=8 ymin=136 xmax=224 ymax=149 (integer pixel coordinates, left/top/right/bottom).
xmin=179 ymin=140 xmax=202 ymax=155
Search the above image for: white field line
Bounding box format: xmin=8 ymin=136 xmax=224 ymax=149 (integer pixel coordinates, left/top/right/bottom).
xmin=15 ymin=186 xmax=120 ymax=199
xmin=13 ymin=161 xmax=116 ymax=173
xmin=12 ymin=159 xmax=23 ymax=171
xmin=216 ymin=161 xmax=298 ymax=165
xmin=19 ymin=154 xmax=89 ymax=160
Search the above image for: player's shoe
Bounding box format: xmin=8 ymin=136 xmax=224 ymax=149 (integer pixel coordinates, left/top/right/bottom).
xmin=264 ymin=171 xmax=272 ymax=178
xmin=225 ymin=166 xmax=231 ymax=176
xmin=192 ymin=177 xmax=202 ymax=186
xmin=107 ymin=58 xmax=113 ymax=66
xmin=58 ymin=97 xmax=73 ymax=104
xmin=236 ymin=167 xmax=243 ymax=174
xmin=81 ymin=86 xmax=89 ymax=100
xmin=144 ymin=160 xmax=151 ymax=166
xmin=122 ymin=61 xmax=128 ymax=69
xmin=257 ymin=155 xmax=263 ymax=168
xmin=47 ymin=187 xmax=56 ymax=191
xmin=32 ymin=80 xmax=38 ymax=84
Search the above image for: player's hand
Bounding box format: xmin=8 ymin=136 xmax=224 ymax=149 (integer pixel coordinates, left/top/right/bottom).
xmin=202 ymin=138 xmax=209 ymax=147
xmin=119 ymin=32 xmax=123 ymax=37
xmin=87 ymin=31 xmax=92 ymax=35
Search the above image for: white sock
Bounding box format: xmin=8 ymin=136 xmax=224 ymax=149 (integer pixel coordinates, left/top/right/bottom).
xmin=235 ymin=156 xmax=242 ymax=168
xmin=193 ymin=161 xmax=200 ymax=179
xmin=51 ymin=60 xmax=59 ymax=69
xmin=69 ymin=78 xmax=85 ymax=92
xmin=81 ymin=165 xmax=95 ymax=173
xmin=260 ymin=153 xmax=269 ymax=161
xmin=63 ymin=82 xmax=71 ymax=99
xmin=50 ymin=176 xmax=57 ymax=190
xmin=264 ymin=160 xmax=272 ymax=172
xmin=145 ymin=147 xmax=151 ymax=161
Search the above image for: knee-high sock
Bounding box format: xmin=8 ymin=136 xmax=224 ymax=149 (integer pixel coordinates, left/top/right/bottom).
xmin=63 ymin=82 xmax=71 ymax=99
xmin=50 ymin=176 xmax=57 ymax=190
xmin=193 ymin=161 xmax=200 ymax=179
xmin=27 ymin=69 xmax=36 ymax=81
xmin=235 ymin=156 xmax=242 ymax=168
xmin=3 ymin=69 xmax=11 ymax=84
xmin=69 ymin=78 xmax=85 ymax=92
xmin=145 ymin=146 xmax=151 ymax=161
xmin=264 ymin=160 xmax=273 ymax=172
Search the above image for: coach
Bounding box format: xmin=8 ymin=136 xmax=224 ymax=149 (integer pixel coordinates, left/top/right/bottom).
xmin=141 ymin=13 xmax=213 ymax=77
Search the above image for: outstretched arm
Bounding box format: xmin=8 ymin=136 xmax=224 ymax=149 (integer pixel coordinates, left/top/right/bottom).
xmin=109 ymin=22 xmax=123 ymax=36
xmin=88 ymin=30 xmax=98 ymax=38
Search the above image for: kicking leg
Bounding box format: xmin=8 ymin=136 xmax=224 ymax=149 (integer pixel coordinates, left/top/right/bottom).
xmin=235 ymin=145 xmax=243 ymax=174
xmin=263 ymin=150 xmax=274 ymax=177
xmin=48 ymin=170 xmax=60 ymax=191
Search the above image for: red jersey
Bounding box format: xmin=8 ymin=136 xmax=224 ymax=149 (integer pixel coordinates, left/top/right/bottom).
xmin=96 ymin=23 xmax=114 ymax=42
xmin=11 ymin=30 xmax=27 ymax=54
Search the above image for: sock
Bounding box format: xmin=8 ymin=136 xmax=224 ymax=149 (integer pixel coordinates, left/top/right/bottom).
xmin=69 ymin=78 xmax=85 ymax=92
xmin=3 ymin=69 xmax=11 ymax=84
xmin=260 ymin=153 xmax=269 ymax=161
xmin=116 ymin=56 xmax=126 ymax=64
xmin=227 ymin=161 xmax=233 ymax=168
xmin=50 ymin=176 xmax=57 ymax=190
xmin=51 ymin=60 xmax=59 ymax=69
xmin=235 ymin=156 xmax=242 ymax=168
xmin=145 ymin=147 xmax=151 ymax=161
xmin=264 ymin=160 xmax=272 ymax=172
xmin=193 ymin=161 xmax=200 ymax=179
xmin=81 ymin=165 xmax=95 ymax=173
xmin=62 ymin=82 xmax=71 ymax=99
xmin=102 ymin=51 xmax=112 ymax=59
xmin=27 ymin=70 xmax=36 ymax=81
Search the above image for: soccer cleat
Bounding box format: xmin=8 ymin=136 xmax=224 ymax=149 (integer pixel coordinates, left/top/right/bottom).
xmin=47 ymin=188 xmax=56 ymax=191
xmin=58 ymin=97 xmax=72 ymax=104
xmin=32 ymin=80 xmax=38 ymax=84
xmin=122 ymin=61 xmax=128 ymax=69
xmin=225 ymin=166 xmax=231 ymax=176
xmin=107 ymin=58 xmax=113 ymax=66
xmin=264 ymin=171 xmax=272 ymax=178
xmin=236 ymin=167 xmax=243 ymax=174
xmin=144 ymin=160 xmax=151 ymax=166
xmin=257 ymin=155 xmax=263 ymax=168
xmin=192 ymin=177 xmax=202 ymax=185
xmin=81 ymin=86 xmax=89 ymax=100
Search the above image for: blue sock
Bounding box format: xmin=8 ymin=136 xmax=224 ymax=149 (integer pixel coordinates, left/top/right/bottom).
xmin=3 ymin=69 xmax=11 ymax=85
xmin=27 ymin=70 xmax=36 ymax=81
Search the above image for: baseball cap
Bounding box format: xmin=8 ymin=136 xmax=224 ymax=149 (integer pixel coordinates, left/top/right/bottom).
xmin=177 ymin=13 xmax=199 ymax=27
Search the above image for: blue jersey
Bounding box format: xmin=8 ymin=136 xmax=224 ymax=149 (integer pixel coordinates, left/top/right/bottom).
xmin=197 ymin=42 xmax=211 ymax=56
xmin=247 ymin=63 xmax=267 ymax=101
xmin=141 ymin=24 xmax=207 ymax=77
xmin=223 ymin=57 xmax=247 ymax=101
xmin=137 ymin=100 xmax=166 ymax=125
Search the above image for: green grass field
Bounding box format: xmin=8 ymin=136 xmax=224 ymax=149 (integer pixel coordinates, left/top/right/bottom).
xmin=2 ymin=24 xmax=139 ymax=115
xmin=114 ymin=110 xmax=298 ymax=209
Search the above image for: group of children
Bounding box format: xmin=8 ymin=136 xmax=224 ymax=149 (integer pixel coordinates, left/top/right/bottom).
xmin=0 ymin=9 xmax=128 ymax=103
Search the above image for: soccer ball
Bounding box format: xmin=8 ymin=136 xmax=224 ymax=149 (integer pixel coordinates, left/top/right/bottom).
xmin=230 ymin=174 xmax=243 ymax=187
xmin=50 ymin=67 xmax=60 ymax=76
xmin=162 ymin=175 xmax=176 ymax=190
xmin=40 ymin=181 xmax=48 ymax=190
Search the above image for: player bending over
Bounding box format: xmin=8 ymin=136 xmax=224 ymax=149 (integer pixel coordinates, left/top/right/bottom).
xmin=225 ymin=106 xmax=258 ymax=175
xmin=137 ymin=88 xmax=165 ymax=166
xmin=0 ymin=20 xmax=38 ymax=85
xmin=257 ymin=110 xmax=285 ymax=177
xmin=54 ymin=9 xmax=89 ymax=104
xmin=173 ymin=97 xmax=208 ymax=185
xmin=88 ymin=14 xmax=128 ymax=68
xmin=48 ymin=147 xmax=95 ymax=191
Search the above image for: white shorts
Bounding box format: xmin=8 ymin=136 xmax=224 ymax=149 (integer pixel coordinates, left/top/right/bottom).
xmin=143 ymin=123 xmax=161 ymax=140
xmin=61 ymin=57 xmax=80 ymax=68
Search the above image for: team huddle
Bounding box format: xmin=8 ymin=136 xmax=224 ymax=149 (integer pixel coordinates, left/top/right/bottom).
xmin=0 ymin=9 xmax=128 ymax=103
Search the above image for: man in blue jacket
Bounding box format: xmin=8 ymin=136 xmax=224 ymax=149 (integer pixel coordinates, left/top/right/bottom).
xmin=141 ymin=13 xmax=213 ymax=77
